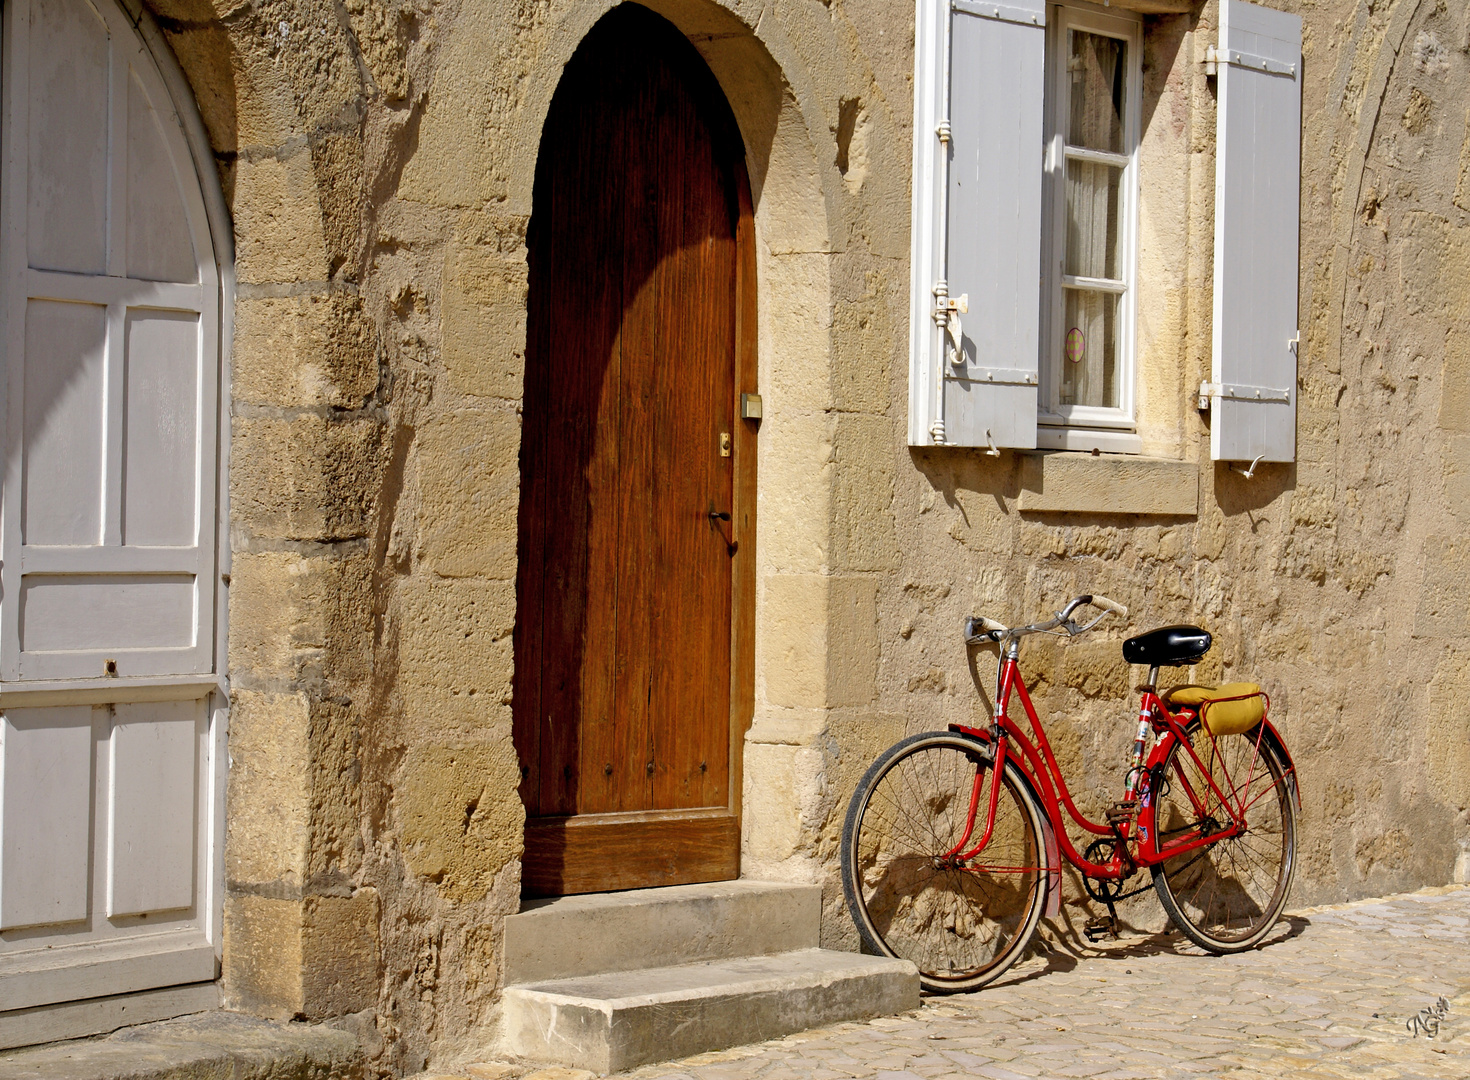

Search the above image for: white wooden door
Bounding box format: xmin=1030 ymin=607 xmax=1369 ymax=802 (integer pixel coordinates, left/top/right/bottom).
xmin=0 ymin=0 xmax=226 ymax=1021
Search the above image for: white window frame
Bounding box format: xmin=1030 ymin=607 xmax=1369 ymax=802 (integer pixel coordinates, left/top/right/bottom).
xmin=1037 ymin=3 xmax=1142 ymax=452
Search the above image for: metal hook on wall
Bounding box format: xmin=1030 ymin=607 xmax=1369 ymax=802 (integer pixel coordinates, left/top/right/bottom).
xmin=1233 ymin=455 xmax=1264 ymax=480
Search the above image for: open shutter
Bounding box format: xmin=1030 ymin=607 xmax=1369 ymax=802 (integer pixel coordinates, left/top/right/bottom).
xmin=1207 ymin=0 xmax=1301 ymax=462
xmin=909 ymin=0 xmax=1045 ymax=448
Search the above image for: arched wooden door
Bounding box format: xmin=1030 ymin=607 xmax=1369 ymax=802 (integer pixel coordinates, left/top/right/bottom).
xmin=513 ymin=3 xmax=757 ymax=896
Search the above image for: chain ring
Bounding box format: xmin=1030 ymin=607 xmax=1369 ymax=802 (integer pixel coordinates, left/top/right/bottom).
xmin=1082 ymin=838 xmax=1127 ymax=904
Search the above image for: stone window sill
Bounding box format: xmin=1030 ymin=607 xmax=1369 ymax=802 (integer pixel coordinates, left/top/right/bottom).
xmin=1017 ymin=451 xmax=1198 ymax=516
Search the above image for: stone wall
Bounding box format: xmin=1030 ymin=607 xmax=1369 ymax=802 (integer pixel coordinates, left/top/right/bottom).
xmin=142 ymin=0 xmax=1470 ymax=1072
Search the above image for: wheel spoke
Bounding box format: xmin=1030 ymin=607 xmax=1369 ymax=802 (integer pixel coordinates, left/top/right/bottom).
xmin=842 ymin=735 xmax=1045 ymax=992
xmin=1152 ymin=721 xmax=1294 ymax=950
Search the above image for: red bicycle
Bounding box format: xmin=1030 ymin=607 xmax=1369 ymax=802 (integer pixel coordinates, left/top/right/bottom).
xmin=840 ymin=595 xmax=1299 ymax=992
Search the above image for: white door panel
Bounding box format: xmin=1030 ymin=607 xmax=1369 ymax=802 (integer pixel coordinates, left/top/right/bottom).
xmin=21 ymin=299 xmax=106 ymax=547
xmin=125 ymin=69 xmax=198 ymax=285
xmin=0 ymin=708 xmax=97 ymax=930
xmin=107 ymin=701 xmax=200 ymax=918
xmin=25 ymin=0 xmax=110 ymax=276
xmin=123 ymin=310 xmax=199 ymax=546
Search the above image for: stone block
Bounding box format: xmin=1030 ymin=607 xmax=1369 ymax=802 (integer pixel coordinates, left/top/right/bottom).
xmin=503 ymin=881 xmax=820 ymax=985
xmin=233 ymin=291 xmax=378 ymax=408
xmin=441 ymin=216 xmax=529 ymax=400
xmin=1427 ymin=649 xmax=1470 ymax=814
xmin=301 ymin=891 xmax=380 ymax=1016
xmin=741 ymin=740 xmax=825 ymax=864
xmin=229 ymin=551 xmax=327 ymax=687
xmin=760 ymin=253 xmax=835 ymax=415
xmin=0 ymin=1009 xmax=363 ymax=1079
xmin=761 ymin=574 xmax=878 ymax=710
xmin=228 ymin=549 xmax=375 ymax=690
xmin=415 ymin=408 xmax=521 ymax=578
xmin=1444 ymin=436 xmax=1470 ymax=521
xmin=1017 ymin=452 xmax=1199 ymax=515
xmin=502 ymin=950 xmax=919 ymax=1073
xmin=398 ymin=576 xmax=517 ymax=727
xmin=1415 ymin=536 xmax=1470 ymax=639
xmin=830 ymin=412 xmax=898 ymax=572
xmin=226 ymin=690 xmax=312 ymax=890
xmin=1441 ymin=329 xmax=1470 ymax=431
xmin=223 ymin=894 xmax=304 ymax=1018
xmin=233 ymin=147 xmax=331 ymax=285
xmin=231 ymin=414 xmax=386 ymax=541
xmin=395 ymin=739 xmax=523 ymax=902
xmin=759 ymin=412 xmax=834 ymax=574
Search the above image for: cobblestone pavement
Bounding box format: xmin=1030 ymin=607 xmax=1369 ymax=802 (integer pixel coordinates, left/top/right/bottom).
xmin=620 ymin=886 xmax=1470 ymax=1080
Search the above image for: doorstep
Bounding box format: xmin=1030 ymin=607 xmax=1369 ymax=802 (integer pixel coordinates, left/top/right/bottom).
xmin=0 ymin=1010 xmax=363 ymax=1080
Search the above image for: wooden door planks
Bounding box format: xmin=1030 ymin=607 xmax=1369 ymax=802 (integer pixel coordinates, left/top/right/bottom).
xmin=513 ymin=5 xmax=755 ymax=895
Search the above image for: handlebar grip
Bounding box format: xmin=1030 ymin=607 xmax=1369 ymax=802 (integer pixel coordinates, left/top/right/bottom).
xmin=1090 ymin=595 xmax=1128 ymax=618
xmin=963 ymin=615 xmax=1008 ymax=641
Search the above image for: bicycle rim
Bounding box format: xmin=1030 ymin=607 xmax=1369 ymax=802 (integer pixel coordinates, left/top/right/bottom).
xmin=841 ymin=732 xmax=1047 ymax=992
xmin=1150 ymin=722 xmax=1296 ymax=952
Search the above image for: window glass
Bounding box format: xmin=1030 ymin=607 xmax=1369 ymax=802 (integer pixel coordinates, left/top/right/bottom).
xmin=1067 ymin=31 xmax=1126 ymax=154
xmin=1060 ymin=289 xmax=1118 ymax=408
xmin=1064 ymin=159 xmax=1121 ymax=279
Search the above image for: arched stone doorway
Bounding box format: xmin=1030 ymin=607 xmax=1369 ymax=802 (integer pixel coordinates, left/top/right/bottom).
xmin=512 ymin=3 xmax=758 ymax=896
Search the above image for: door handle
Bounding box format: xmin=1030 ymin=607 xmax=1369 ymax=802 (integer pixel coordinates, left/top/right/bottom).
xmin=707 ymin=503 xmax=737 ymax=554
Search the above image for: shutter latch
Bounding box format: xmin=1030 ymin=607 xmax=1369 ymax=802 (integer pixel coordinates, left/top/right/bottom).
xmin=934 ymin=287 xmax=969 ymax=366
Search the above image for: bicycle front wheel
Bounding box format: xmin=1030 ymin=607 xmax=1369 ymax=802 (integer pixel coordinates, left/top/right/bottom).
xmin=840 ymin=732 xmax=1048 ymax=992
xmin=1150 ymin=720 xmax=1296 ymax=952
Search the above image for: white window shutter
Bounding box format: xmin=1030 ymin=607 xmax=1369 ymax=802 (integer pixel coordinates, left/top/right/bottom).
xmin=1208 ymin=0 xmax=1301 ymax=463
xmin=909 ymin=0 xmax=1045 ymax=448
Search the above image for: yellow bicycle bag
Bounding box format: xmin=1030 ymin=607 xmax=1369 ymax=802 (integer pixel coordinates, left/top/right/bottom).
xmin=1165 ymin=682 xmax=1266 ymax=736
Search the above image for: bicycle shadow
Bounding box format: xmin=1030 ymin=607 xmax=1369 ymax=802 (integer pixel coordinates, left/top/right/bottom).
xmin=966 ymin=913 xmax=1311 ymax=992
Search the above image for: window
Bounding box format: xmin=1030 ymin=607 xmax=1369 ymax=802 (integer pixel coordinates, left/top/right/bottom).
xmin=1039 ymin=8 xmax=1140 ymax=449
xmin=908 ymin=0 xmax=1302 ymax=464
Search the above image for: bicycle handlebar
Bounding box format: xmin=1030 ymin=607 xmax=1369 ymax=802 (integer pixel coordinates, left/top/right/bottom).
xmin=963 ymin=594 xmax=1128 ymax=645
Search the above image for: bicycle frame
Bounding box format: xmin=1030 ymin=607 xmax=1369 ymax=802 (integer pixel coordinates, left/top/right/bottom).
xmin=947 ymin=649 xmax=1286 ymax=885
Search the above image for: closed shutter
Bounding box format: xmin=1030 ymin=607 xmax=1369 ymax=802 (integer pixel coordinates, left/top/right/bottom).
xmin=0 ymin=0 xmax=220 ymax=680
xmin=1208 ymin=0 xmax=1301 ymax=463
xmin=909 ymin=0 xmax=1046 ymax=448
xmin=0 ymin=0 xmax=225 ymax=1026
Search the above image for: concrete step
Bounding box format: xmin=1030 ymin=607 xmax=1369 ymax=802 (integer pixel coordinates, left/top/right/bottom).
xmin=502 ymin=948 xmax=919 ymax=1074
xmin=503 ymin=881 xmax=820 ymax=985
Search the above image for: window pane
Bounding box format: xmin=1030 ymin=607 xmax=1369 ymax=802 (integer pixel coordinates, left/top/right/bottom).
xmin=1064 ymin=159 xmax=1121 ymax=279
xmin=1060 ymin=290 xmax=1118 ymax=409
xmin=1067 ymin=30 xmax=1126 ymax=153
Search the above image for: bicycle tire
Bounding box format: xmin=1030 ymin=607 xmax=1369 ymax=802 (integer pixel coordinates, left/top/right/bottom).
xmin=1150 ymin=719 xmax=1296 ymax=952
xmin=840 ymin=731 xmax=1048 ymax=992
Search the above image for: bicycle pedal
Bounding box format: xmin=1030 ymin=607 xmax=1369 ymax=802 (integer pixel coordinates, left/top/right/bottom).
xmin=1106 ymin=800 xmax=1139 ymax=824
xmin=1082 ymin=918 xmax=1118 ymax=943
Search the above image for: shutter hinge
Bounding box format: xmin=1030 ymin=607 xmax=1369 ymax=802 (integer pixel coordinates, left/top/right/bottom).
xmin=937 ymin=119 xmax=952 ymax=144
xmin=1204 ymin=42 xmax=1295 ymax=77
xmin=1198 ymin=380 xmax=1292 ymax=410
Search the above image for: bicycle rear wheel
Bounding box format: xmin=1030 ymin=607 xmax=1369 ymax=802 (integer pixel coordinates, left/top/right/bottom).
xmin=1150 ymin=720 xmax=1296 ymax=952
xmin=840 ymin=732 xmax=1048 ymax=992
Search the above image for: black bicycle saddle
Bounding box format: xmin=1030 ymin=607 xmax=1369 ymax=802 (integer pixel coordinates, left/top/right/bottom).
xmin=1121 ymin=625 xmax=1212 ymax=667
